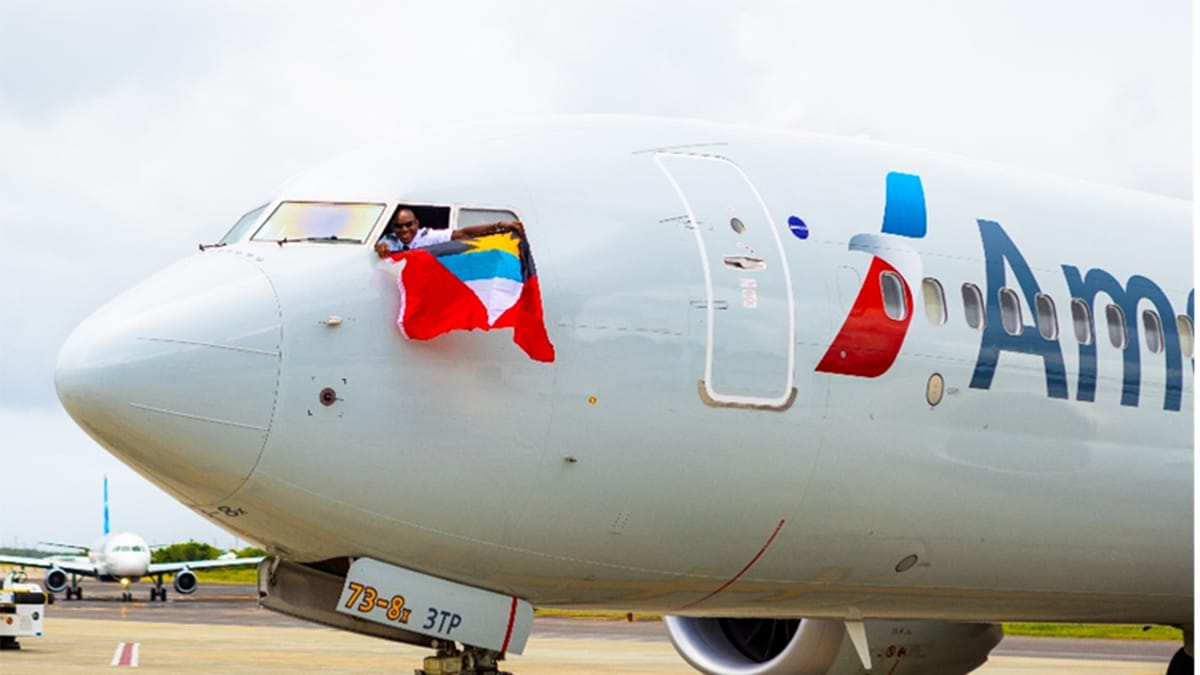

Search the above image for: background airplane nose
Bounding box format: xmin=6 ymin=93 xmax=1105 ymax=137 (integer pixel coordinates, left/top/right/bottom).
xmin=56 ymin=253 xmax=281 ymax=506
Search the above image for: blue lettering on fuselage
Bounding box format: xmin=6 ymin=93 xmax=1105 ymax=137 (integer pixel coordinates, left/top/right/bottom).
xmin=1061 ymin=268 xmax=1182 ymax=411
xmin=969 ymin=220 xmax=1070 ymax=399
xmin=969 ymin=219 xmax=1188 ymax=412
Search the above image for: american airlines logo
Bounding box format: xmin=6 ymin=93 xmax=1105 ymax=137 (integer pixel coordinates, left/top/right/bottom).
xmin=816 ymin=172 xmax=926 ymax=377
xmin=816 ymin=173 xmax=1192 ymax=412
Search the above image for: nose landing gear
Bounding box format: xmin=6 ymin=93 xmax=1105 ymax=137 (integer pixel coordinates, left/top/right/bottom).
xmin=418 ymin=643 xmax=512 ymax=675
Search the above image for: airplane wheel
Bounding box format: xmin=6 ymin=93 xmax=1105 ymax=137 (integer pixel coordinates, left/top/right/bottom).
xmin=1167 ymin=647 xmax=1193 ymax=675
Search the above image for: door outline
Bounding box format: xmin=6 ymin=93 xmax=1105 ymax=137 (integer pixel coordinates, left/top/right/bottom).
xmin=654 ymin=151 xmax=797 ymax=409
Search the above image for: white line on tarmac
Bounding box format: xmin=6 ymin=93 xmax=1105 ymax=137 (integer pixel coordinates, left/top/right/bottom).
xmin=110 ymin=641 xmax=140 ymax=667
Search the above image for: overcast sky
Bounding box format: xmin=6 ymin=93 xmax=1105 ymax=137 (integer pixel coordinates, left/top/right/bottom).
xmin=0 ymin=1 xmax=1191 ymax=549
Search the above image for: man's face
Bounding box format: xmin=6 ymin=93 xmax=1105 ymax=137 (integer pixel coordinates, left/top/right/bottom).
xmin=393 ymin=212 xmax=419 ymax=244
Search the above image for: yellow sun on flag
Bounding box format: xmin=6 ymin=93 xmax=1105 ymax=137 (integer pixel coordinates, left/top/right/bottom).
xmin=464 ymin=232 xmax=522 ymax=258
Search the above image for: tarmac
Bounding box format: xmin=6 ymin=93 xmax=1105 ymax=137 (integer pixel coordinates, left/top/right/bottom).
xmin=0 ymin=579 xmax=1178 ymax=674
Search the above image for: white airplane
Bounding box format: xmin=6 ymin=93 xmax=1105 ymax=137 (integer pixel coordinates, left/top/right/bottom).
xmin=52 ymin=117 xmax=1191 ymax=674
xmin=0 ymin=478 xmax=263 ymax=602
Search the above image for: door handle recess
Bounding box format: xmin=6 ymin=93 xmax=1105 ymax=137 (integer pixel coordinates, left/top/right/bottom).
xmin=723 ymin=255 xmax=766 ymax=271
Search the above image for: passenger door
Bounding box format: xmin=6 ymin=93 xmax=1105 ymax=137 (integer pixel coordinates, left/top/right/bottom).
xmin=655 ymin=153 xmax=796 ymax=409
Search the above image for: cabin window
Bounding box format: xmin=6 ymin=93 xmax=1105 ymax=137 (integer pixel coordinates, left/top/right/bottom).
xmin=373 ymin=204 xmax=454 ymax=250
xmin=395 ymin=204 xmax=452 ymax=231
xmin=220 ymin=203 xmax=268 ymax=245
xmin=880 ymin=272 xmax=907 ymax=321
xmin=1070 ymin=299 xmax=1094 ymax=345
xmin=1142 ymin=310 xmax=1164 ymax=354
xmin=457 ymin=208 xmax=518 ymax=230
xmin=999 ymin=288 xmax=1022 ymax=336
xmin=1106 ymin=304 xmax=1127 ymax=349
xmin=253 ymin=202 xmax=386 ymax=244
xmin=1178 ymin=315 xmax=1194 ymax=358
xmin=962 ymin=283 xmax=985 ymax=330
xmin=1034 ymin=293 xmax=1058 ymax=340
xmin=922 ymin=278 xmax=947 ymax=325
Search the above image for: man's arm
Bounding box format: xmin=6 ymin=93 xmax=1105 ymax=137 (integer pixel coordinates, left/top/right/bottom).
xmin=451 ymin=220 xmax=524 ymax=240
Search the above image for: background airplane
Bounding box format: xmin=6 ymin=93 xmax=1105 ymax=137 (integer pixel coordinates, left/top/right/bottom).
xmin=0 ymin=477 xmax=262 ymax=602
xmin=51 ymin=117 xmax=1192 ymax=674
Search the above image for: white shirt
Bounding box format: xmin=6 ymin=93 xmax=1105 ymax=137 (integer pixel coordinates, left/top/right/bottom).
xmin=411 ymin=227 xmax=453 ymax=249
xmin=381 ymin=227 xmax=453 ymax=252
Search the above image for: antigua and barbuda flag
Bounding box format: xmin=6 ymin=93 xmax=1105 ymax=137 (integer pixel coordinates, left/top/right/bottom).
xmin=388 ymin=232 xmax=555 ymax=362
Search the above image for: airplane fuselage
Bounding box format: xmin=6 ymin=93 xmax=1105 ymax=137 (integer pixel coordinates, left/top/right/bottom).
xmin=56 ymin=117 xmax=1192 ymax=629
xmin=89 ymin=532 xmax=152 ymax=581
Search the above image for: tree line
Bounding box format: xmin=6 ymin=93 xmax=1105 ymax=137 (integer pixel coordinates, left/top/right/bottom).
xmin=151 ymin=541 xmax=267 ymax=563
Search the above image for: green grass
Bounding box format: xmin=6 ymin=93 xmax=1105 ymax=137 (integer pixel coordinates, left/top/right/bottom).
xmin=527 ymin=612 xmax=1184 ymax=641
xmin=181 ymin=570 xmax=1185 ymax=643
xmin=1002 ymin=623 xmax=1181 ymax=641
xmin=193 ymin=567 xmax=259 ymax=584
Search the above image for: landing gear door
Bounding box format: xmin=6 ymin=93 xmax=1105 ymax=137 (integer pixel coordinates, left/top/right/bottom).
xmin=655 ymin=153 xmax=796 ymax=409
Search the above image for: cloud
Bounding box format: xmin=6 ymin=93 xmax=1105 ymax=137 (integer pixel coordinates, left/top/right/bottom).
xmin=0 ymin=407 xmax=239 ymax=547
xmin=0 ymin=0 xmax=1189 ymax=544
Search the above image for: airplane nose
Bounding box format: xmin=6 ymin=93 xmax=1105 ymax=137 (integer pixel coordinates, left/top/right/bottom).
xmin=56 ymin=253 xmax=281 ymax=506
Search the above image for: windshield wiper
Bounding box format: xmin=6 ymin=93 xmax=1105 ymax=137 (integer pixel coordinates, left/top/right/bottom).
xmin=275 ymin=236 xmax=358 ymax=246
xmin=198 ymin=242 xmax=227 ymax=251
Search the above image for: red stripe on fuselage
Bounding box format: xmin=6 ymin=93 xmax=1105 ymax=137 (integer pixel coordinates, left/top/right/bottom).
xmin=501 ymin=596 xmax=519 ymax=655
xmin=682 ymin=519 xmax=787 ymax=610
xmin=816 ymin=257 xmax=913 ymax=378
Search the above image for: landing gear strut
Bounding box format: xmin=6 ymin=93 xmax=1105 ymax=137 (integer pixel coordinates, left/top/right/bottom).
xmin=418 ymin=642 xmax=511 ymax=675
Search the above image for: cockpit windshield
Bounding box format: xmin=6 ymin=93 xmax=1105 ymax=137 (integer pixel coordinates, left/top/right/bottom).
xmin=251 ymin=202 xmax=386 ymax=244
xmin=219 ymin=204 xmax=268 ymax=245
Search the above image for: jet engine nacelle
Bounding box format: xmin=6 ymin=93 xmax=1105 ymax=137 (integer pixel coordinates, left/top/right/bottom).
xmin=173 ymin=569 xmax=198 ymax=594
xmin=664 ymin=616 xmax=1003 ymax=675
xmin=44 ymin=567 xmax=69 ymax=593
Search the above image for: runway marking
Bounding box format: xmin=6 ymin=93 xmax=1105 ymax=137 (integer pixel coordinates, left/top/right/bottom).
xmin=111 ymin=641 xmax=139 ymax=667
xmin=681 ymin=519 xmax=786 ymax=610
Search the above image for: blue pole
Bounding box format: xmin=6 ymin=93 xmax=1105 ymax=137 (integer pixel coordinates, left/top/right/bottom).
xmin=103 ymin=475 xmax=110 ymax=535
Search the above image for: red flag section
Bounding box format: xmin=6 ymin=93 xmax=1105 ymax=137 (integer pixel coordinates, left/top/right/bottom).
xmin=391 ymin=235 xmax=555 ymax=362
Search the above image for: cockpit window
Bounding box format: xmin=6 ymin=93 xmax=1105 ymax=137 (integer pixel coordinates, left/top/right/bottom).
xmin=219 ymin=203 xmax=268 ymax=245
xmin=252 ymin=202 xmax=386 ymax=244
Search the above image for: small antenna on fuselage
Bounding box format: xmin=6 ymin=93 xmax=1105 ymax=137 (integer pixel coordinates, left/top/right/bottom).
xmin=103 ymin=475 xmax=110 ymax=536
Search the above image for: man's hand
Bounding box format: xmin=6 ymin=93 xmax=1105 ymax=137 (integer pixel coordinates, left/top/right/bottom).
xmin=375 ymin=242 xmax=390 ymax=258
